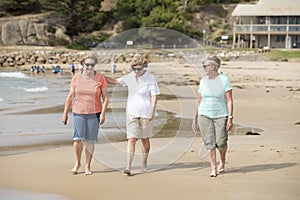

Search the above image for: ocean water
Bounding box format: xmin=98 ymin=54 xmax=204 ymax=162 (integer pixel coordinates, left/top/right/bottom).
xmin=0 ymin=71 xmax=68 ymax=107
xmin=0 ymin=71 xmax=76 ymax=153
xmin=0 ymin=71 xmax=129 ymax=149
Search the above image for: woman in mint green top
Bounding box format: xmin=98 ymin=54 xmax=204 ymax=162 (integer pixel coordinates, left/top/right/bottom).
xmin=192 ymin=56 xmax=233 ymax=177
xmin=198 ymin=73 xmax=232 ymax=118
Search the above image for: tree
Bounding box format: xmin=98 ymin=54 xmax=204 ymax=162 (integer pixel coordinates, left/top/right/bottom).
xmin=141 ymin=6 xmax=184 ymax=30
xmin=0 ymin=0 xmax=41 ymax=15
xmin=114 ymin=0 xmax=183 ymax=31
xmin=39 ymin=0 xmax=106 ymax=44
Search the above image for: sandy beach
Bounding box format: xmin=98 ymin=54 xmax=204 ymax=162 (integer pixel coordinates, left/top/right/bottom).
xmin=0 ymin=60 xmax=300 ymax=200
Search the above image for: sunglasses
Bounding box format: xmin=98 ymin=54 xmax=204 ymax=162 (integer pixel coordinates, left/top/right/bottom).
xmin=131 ymin=67 xmax=143 ymax=71
xmin=85 ymin=63 xmax=96 ymax=67
xmin=202 ymin=64 xmax=211 ymax=69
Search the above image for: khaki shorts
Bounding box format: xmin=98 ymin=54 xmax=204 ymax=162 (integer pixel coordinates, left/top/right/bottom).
xmin=198 ymin=115 xmax=228 ymax=150
xmin=126 ymin=115 xmax=154 ymax=139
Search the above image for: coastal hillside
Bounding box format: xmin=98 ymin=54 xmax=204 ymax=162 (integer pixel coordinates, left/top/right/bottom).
xmin=0 ymin=0 xmax=255 ymax=48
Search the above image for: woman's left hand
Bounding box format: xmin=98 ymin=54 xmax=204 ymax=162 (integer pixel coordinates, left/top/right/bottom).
xmin=148 ymin=112 xmax=154 ymax=121
xmin=100 ymin=114 xmax=105 ymax=125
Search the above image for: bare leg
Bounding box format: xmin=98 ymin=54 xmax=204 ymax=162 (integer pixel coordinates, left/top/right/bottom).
xmin=218 ymin=146 xmax=227 ymax=174
xmin=85 ymin=142 xmax=95 ymax=175
xmin=141 ymin=138 xmax=150 ymax=172
xmin=70 ymin=140 xmax=83 ymax=174
xmin=208 ymin=148 xmax=217 ymax=177
xmin=124 ymin=138 xmax=137 ymax=174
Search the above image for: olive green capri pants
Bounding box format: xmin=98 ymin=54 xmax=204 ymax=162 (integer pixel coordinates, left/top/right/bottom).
xmin=198 ymin=115 xmax=228 ymax=150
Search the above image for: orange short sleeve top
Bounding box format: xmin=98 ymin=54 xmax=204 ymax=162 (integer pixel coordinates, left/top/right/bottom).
xmin=70 ymin=72 xmax=108 ymax=114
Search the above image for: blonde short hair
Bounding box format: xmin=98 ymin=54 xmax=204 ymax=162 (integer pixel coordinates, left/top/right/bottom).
xmin=81 ymin=55 xmax=98 ymax=65
xmin=130 ymin=56 xmax=149 ymax=68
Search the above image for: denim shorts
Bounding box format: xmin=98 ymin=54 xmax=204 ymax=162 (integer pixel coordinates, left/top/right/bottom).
xmin=126 ymin=114 xmax=154 ymax=139
xmin=198 ymin=115 xmax=228 ymax=150
xmin=73 ymin=113 xmax=100 ymax=143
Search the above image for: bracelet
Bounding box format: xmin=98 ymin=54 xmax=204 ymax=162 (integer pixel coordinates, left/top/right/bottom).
xmin=227 ymin=116 xmax=233 ymax=119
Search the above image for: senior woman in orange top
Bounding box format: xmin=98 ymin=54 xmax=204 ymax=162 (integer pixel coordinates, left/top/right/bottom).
xmin=62 ymin=55 xmax=108 ymax=175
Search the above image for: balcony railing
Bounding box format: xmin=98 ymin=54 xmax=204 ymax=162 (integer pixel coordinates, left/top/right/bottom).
xmin=235 ymin=24 xmax=300 ymax=34
xmin=253 ymin=25 xmax=268 ymax=32
xmin=235 ymin=26 xmax=250 ymax=32
xmin=270 ymin=25 xmax=286 ymax=32
xmin=289 ymin=25 xmax=300 ymax=32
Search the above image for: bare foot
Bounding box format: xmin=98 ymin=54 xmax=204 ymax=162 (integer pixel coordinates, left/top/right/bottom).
xmin=140 ymin=167 xmax=148 ymax=173
xmin=209 ymin=171 xmax=217 ymax=177
xmin=123 ymin=169 xmax=131 ymax=175
xmin=85 ymin=166 xmax=93 ymax=176
xmin=85 ymin=171 xmax=93 ymax=176
xmin=70 ymin=163 xmax=81 ymax=175
xmin=217 ymin=163 xmax=225 ymax=174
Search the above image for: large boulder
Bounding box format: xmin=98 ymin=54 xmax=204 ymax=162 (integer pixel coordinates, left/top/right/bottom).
xmin=0 ymin=13 xmax=69 ymax=46
xmin=2 ymin=21 xmax=23 ymax=45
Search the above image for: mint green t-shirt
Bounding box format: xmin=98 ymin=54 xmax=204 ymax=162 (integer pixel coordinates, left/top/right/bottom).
xmin=198 ymin=74 xmax=232 ymax=118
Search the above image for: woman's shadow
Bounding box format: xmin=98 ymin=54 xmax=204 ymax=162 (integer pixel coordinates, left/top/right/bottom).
xmin=148 ymin=162 xmax=297 ymax=174
xmin=224 ymin=162 xmax=297 ymax=174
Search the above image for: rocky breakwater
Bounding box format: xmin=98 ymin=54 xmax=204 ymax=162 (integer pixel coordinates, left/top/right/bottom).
xmin=0 ymin=48 xmax=185 ymax=71
xmin=0 ymin=49 xmax=89 ymax=71
xmin=0 ymin=47 xmax=274 ymax=72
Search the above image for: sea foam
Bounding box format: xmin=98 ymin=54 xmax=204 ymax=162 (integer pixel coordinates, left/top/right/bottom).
xmin=24 ymin=87 xmax=48 ymax=92
xmin=0 ymin=72 xmax=28 ymax=79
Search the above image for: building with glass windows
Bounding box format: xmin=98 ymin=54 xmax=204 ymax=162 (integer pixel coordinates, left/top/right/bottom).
xmin=232 ymin=0 xmax=300 ymax=49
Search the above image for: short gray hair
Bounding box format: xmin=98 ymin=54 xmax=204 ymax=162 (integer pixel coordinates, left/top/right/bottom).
xmin=204 ymin=56 xmax=221 ymax=72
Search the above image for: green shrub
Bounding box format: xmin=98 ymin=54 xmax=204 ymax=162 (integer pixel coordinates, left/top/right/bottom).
xmin=269 ymin=57 xmax=277 ymax=61
xmin=47 ymin=25 xmax=56 ymax=34
xmin=48 ymin=38 xmax=69 ymax=46
xmin=67 ymin=44 xmax=88 ymax=50
xmin=222 ymin=57 xmax=230 ymax=61
xmin=222 ymin=24 xmax=231 ymax=30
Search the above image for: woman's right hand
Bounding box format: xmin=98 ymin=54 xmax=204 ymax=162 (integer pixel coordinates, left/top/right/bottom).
xmin=192 ymin=118 xmax=198 ymax=132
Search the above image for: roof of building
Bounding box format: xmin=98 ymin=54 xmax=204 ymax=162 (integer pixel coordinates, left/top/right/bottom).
xmin=232 ymin=0 xmax=300 ymax=16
